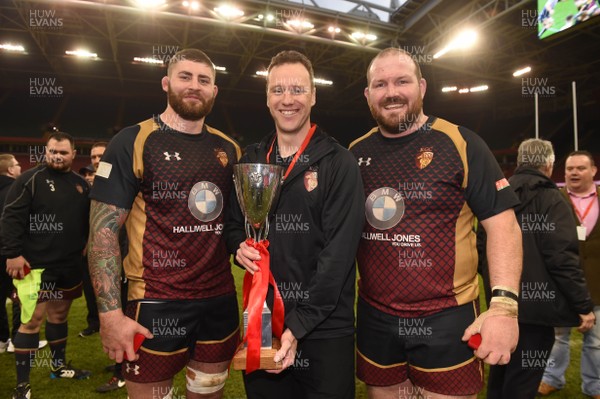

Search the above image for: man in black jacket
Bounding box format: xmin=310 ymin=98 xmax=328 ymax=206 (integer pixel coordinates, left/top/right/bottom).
xmin=539 ymin=150 xmax=600 ymax=398
xmin=224 ymin=50 xmax=365 ymax=398
xmin=481 ymin=138 xmax=595 ymax=398
xmin=0 ymin=154 xmax=22 ymax=353
xmin=1 ymin=133 xmax=91 ymax=399
xmin=0 ymin=155 xmax=48 ymax=355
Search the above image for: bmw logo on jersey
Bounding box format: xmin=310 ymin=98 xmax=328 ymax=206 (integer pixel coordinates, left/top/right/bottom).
xmin=188 ymin=181 xmax=223 ymax=222
xmin=365 ymin=187 xmax=405 ymax=230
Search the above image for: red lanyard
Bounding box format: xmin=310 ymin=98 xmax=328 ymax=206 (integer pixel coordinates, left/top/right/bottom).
xmin=569 ymin=192 xmax=597 ymax=224
xmin=265 ymin=124 xmax=317 ymax=181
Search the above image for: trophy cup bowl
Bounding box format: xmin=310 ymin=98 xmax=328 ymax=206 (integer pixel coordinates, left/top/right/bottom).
xmin=233 ymin=163 xmax=284 ymax=242
xmin=232 ymin=163 xmax=284 ymax=371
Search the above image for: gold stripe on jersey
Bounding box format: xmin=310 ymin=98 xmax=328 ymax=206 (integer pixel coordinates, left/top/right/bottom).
xmin=126 ymin=191 xmax=148 ymax=301
xmin=132 ymin=118 xmax=159 ymax=179
xmin=349 ymin=127 xmax=379 ymax=149
xmin=430 ymin=117 xmax=478 ymax=305
xmin=206 ymin=125 xmax=242 ymax=161
xmin=453 ymin=202 xmax=479 ymax=306
xmin=126 ymin=117 xmax=156 ymax=301
xmin=431 ymin=118 xmax=468 ymax=188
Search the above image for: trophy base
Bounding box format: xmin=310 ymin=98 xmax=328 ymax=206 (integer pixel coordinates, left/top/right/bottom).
xmin=232 ymin=337 xmax=282 ymax=371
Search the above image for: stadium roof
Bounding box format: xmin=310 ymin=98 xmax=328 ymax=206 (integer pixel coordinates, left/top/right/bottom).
xmin=1 ymin=0 xmax=599 ymax=150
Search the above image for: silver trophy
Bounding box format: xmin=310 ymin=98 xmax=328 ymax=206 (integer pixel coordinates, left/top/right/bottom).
xmin=232 ymin=163 xmax=284 ymax=370
xmin=233 ymin=163 xmax=284 ymax=243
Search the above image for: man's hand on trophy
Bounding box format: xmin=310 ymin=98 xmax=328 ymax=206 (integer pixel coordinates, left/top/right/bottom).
xmin=268 ymin=328 xmax=297 ymax=374
xmin=236 ymin=241 xmax=262 ymax=274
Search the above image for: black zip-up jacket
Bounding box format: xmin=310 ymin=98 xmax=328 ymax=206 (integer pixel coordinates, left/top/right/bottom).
xmin=0 ymin=174 xmax=15 ymax=251
xmin=0 ymin=175 xmax=15 ymax=208
xmin=224 ymin=126 xmax=365 ymax=340
xmin=481 ymin=166 xmax=593 ymax=326
xmin=0 ymin=164 xmax=90 ymax=269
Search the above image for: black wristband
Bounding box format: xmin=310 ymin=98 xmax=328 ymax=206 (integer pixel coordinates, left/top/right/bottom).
xmin=492 ymin=289 xmax=518 ymax=301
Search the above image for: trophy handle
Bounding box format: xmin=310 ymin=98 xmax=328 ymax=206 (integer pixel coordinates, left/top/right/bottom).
xmin=262 ymin=218 xmax=270 ymax=241
xmin=244 ymin=216 xmax=255 ymax=242
xmin=244 ymin=216 xmax=270 ymax=242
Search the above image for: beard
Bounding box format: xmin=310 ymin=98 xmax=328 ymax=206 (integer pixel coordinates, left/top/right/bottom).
xmin=167 ymin=85 xmax=215 ymax=122
xmin=369 ymin=94 xmax=423 ymax=135
xmin=46 ymin=156 xmax=72 ymax=172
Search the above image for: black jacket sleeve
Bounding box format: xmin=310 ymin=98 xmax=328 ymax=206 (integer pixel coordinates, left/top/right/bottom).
xmin=223 ymin=151 xmax=252 ymax=267
xmin=540 ymin=192 xmax=594 ymax=314
xmin=284 ymin=149 xmax=365 ymax=339
xmin=223 ymin=186 xmax=247 ymax=268
xmin=0 ymin=174 xmax=33 ymax=258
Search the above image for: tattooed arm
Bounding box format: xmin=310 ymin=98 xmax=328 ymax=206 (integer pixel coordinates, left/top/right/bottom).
xmin=88 ymin=200 xmax=127 ymax=312
xmin=88 ymin=199 xmax=152 ymax=362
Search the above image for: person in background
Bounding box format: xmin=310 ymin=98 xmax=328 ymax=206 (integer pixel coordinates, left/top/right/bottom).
xmin=0 ymin=154 xmax=23 ymax=353
xmin=1 ymin=133 xmax=91 ymax=399
xmin=79 ymin=164 xmax=95 ymax=187
xmin=480 ymin=139 xmax=595 ymax=398
xmin=539 ymin=150 xmax=600 ymax=399
xmin=90 ymin=142 xmax=107 ymax=171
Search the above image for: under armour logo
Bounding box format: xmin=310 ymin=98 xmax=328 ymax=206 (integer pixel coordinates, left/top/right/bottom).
xmin=358 ymin=157 xmax=371 ymax=166
xmin=164 ymin=152 xmax=181 ymax=161
xmin=46 ymin=179 xmax=56 ymax=191
xmin=126 ymin=363 xmax=140 ymax=375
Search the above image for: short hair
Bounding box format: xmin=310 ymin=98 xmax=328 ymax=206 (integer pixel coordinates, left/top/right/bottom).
xmin=167 ymin=48 xmax=216 ymax=79
xmin=367 ymin=47 xmax=423 ymax=84
xmin=567 ymin=150 xmax=595 ymax=167
xmin=517 ymin=138 xmax=555 ymax=169
xmin=0 ymin=154 xmax=16 ymax=175
xmin=91 ymin=141 xmax=108 ymax=150
xmin=266 ymin=50 xmax=315 ymax=91
xmin=47 ymin=131 xmax=75 ymax=149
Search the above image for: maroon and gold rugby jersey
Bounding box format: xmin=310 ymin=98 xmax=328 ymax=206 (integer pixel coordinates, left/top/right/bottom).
xmin=91 ymin=117 xmax=241 ymax=301
xmin=349 ymin=116 xmax=518 ymax=317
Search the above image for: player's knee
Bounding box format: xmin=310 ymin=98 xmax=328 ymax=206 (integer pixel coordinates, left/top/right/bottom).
xmin=21 ymin=313 xmax=44 ymax=331
xmin=185 ymin=367 xmax=228 ymax=394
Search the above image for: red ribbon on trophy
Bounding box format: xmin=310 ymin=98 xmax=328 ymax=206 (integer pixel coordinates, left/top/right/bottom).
xmin=232 ymin=162 xmax=288 ymax=372
xmin=241 ymin=238 xmax=285 ymax=372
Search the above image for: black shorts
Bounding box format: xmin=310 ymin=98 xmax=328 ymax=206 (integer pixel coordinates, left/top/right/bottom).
xmin=123 ymin=294 xmax=240 ymax=383
xmin=20 ymin=266 xmax=83 ymax=303
xmin=356 ymin=297 xmax=483 ymax=396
